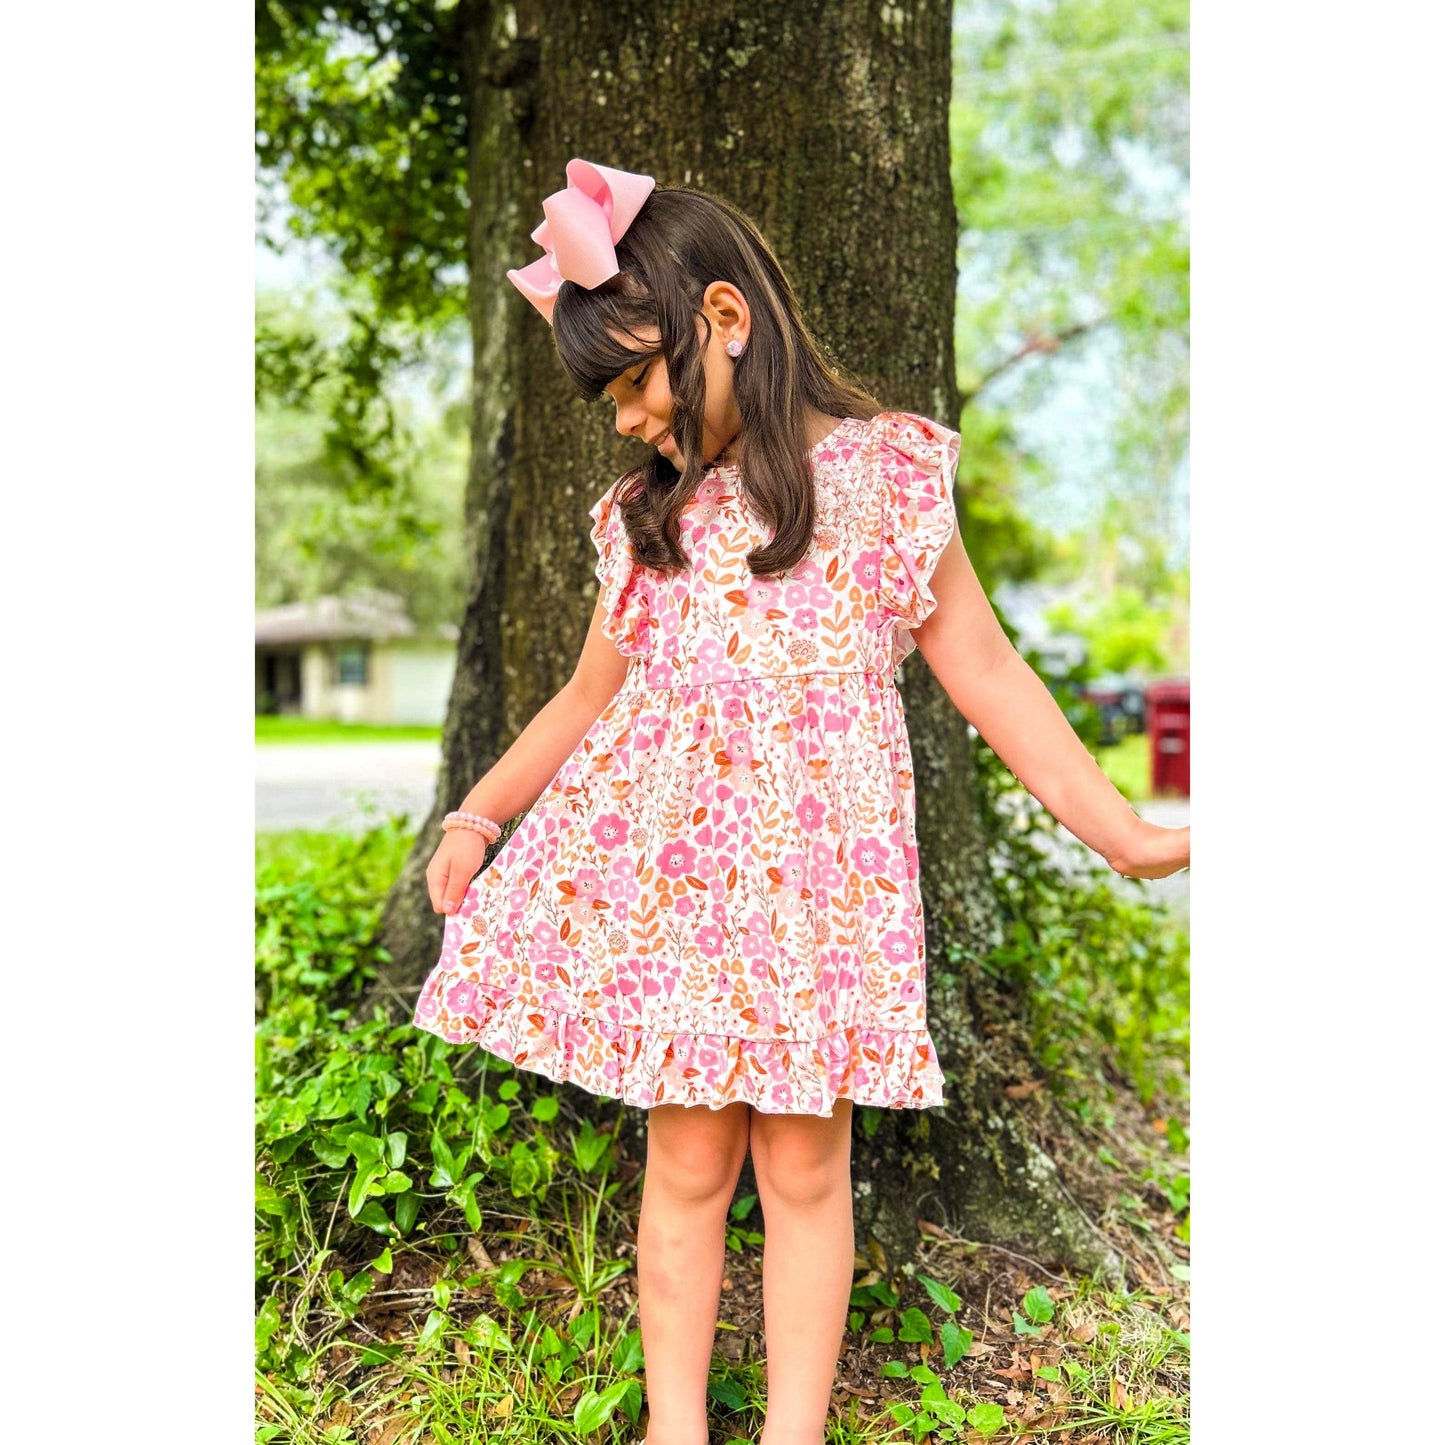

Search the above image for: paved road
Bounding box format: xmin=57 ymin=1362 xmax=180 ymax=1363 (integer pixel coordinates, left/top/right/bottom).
xmin=256 ymin=741 xmax=444 ymax=833
xmin=257 ymin=743 xmax=1188 ymax=922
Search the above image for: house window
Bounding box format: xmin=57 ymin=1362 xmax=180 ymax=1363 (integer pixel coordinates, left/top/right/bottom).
xmin=337 ymin=643 xmax=369 ymax=685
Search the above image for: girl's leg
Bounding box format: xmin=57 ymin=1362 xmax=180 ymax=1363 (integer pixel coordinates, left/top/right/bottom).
xmin=749 ymin=1099 xmax=855 ymax=1445
xmin=637 ymin=1099 xmax=752 ymax=1444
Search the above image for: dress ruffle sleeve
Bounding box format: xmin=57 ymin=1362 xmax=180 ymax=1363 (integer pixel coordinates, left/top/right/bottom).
xmin=587 ymin=477 xmax=650 ymax=657
xmin=871 ymin=410 xmax=962 ymax=668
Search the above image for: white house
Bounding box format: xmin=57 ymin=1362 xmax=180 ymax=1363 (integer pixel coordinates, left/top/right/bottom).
xmin=255 ymin=590 xmax=459 ymax=725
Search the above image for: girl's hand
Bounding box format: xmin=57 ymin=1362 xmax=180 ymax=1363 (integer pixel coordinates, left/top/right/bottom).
xmin=426 ymin=829 xmax=492 ymax=914
xmin=1109 ymin=821 xmax=1190 ymax=880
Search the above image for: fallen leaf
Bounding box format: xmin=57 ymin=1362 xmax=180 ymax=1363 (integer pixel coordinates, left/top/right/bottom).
xmin=1068 ymin=1318 xmax=1098 ymax=1344
xmin=1109 ymin=1377 xmax=1134 ymax=1411
xmin=466 ymin=1236 xmax=494 ymax=1271
xmin=1004 ymin=1079 xmax=1046 ymax=1099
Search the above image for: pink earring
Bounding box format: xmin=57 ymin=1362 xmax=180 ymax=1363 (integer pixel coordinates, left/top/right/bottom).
xmin=726 ymin=338 xmax=746 ymax=358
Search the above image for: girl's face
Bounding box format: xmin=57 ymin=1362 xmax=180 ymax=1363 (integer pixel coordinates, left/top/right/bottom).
xmin=602 ymin=286 xmax=749 ymax=468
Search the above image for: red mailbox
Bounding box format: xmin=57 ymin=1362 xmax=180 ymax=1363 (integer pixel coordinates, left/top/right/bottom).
xmin=1145 ymin=678 xmax=1190 ymax=797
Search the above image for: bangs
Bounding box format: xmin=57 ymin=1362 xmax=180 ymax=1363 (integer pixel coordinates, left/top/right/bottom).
xmin=552 ymin=280 xmax=661 ymax=401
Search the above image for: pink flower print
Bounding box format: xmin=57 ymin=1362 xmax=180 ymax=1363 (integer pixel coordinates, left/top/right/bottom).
xmin=784 ymin=578 xmax=827 ymax=610
xmin=880 ymin=928 xmax=915 ymax=968
xmin=534 ymin=960 xmax=557 ymax=984
xmin=696 ymin=923 xmax=725 ymax=958
xmin=852 ymin=548 xmax=883 ymax=589
xmin=528 ymin=922 xmax=573 ymax=968
xmin=791 ymin=607 xmax=819 ymax=629
xmin=864 ymin=895 xmax=884 ymax=919
xmin=689 ymin=715 xmax=712 ymax=744
xmin=740 ymin=915 xmax=774 ymax=960
xmin=775 ymin=851 xmax=806 ymax=890
xmin=766 ymin=1049 xmax=793 ymax=1082
xmin=694 ymin=1041 xmax=722 ymax=1073
xmin=772 ymin=1082 xmax=795 ymax=1109
xmin=657 ymin=838 xmax=699 ymax=879
xmin=776 ymin=891 xmax=806 ymax=921
xmin=740 ymin=611 xmax=770 ymax=640
xmin=445 ymin=979 xmax=478 ymax=1015
xmin=724 ymin=728 xmax=754 ymax=765
xmin=590 ymin=812 xmax=628 ymax=852
xmin=674 ymin=894 xmax=696 ymax=917
xmin=721 ymin=694 xmax=748 ymax=722
xmin=730 ymin=767 xmax=760 ymax=797
xmin=752 ymin=992 xmax=782 ymax=1029
xmin=824 ymin=705 xmax=849 ymax=733
xmin=746 ymin=577 xmax=783 ymax=612
xmin=749 ymin=957 xmax=771 ymax=982
xmin=506 ymin=885 xmax=530 ymax=912
xmin=457 ymin=886 xmax=479 ymax=920
xmin=899 ymin=978 xmax=921 ymax=1003
xmin=809 ymin=845 xmax=844 ymax=891
xmin=415 ymin=983 xmax=439 ymax=1022
xmin=797 ymin=793 xmax=828 ymax=834
xmin=850 ymin=836 xmax=890 ymax=876
xmin=571 ymin=867 xmax=606 ymax=905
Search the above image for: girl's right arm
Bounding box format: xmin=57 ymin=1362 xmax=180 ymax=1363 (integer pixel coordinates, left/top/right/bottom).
xmin=426 ymin=599 xmax=632 ymax=914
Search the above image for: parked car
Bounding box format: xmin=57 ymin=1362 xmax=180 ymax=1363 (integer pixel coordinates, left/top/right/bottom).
xmin=1079 ymin=672 xmax=1149 ymax=745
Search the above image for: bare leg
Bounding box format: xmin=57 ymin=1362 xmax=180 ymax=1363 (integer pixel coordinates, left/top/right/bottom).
xmin=750 ymin=1100 xmax=855 ymax=1445
xmin=637 ymin=1100 xmax=750 ymax=1444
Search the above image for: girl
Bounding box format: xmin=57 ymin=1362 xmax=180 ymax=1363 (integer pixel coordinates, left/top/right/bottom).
xmin=414 ymin=160 xmax=1189 ymax=1445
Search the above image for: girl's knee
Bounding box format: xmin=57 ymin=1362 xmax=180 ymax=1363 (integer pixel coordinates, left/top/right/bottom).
xmin=749 ymin=1101 xmax=853 ymax=1206
xmin=644 ymin=1100 xmax=750 ymax=1200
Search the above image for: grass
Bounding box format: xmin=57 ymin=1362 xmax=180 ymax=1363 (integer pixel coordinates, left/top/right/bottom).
xmin=256 ymin=716 xmax=443 ymax=745
xmin=1090 ymin=733 xmax=1151 ymax=803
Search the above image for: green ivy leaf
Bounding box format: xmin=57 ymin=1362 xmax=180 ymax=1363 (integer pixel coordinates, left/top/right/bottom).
xmin=967 ymin=1400 xmax=1006 ymax=1435
xmin=918 ymin=1273 xmax=962 ymax=1314
xmin=897 ymin=1307 xmax=934 ymax=1344
xmin=1022 ymin=1285 xmax=1055 ymax=1323
xmin=940 ymin=1320 xmax=973 ymax=1367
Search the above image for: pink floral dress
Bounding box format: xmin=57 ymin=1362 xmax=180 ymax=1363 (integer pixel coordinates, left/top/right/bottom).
xmin=413 ymin=409 xmax=961 ymax=1117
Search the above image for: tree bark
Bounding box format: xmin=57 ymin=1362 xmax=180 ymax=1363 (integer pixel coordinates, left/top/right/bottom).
xmin=374 ymin=0 xmax=1125 ymax=1286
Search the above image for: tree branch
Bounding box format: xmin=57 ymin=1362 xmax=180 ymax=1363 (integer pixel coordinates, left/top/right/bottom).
xmin=960 ymin=316 xmax=1109 ymax=410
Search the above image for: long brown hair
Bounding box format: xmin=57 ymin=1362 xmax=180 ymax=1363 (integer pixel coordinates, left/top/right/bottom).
xmin=550 ymin=185 xmax=882 ymax=579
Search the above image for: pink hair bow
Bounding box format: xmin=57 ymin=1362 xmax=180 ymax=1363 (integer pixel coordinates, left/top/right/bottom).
xmin=506 ymin=159 xmax=656 ymax=326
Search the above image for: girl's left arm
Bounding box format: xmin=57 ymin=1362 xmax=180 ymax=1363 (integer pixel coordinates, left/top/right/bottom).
xmin=911 ymin=527 xmax=1190 ymax=880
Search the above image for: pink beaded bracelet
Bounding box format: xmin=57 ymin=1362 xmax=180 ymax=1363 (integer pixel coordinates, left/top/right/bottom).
xmin=442 ymin=810 xmax=503 ymax=842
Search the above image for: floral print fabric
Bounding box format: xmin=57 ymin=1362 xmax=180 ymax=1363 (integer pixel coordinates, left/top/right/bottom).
xmin=413 ymin=409 xmax=961 ymax=1117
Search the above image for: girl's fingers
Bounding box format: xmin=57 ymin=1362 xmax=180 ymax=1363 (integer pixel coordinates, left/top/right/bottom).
xmin=428 ymin=861 xmax=447 ymax=913
xmin=443 ymin=873 xmax=471 ymax=914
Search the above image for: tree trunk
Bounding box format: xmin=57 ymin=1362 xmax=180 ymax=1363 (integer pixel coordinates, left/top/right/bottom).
xmin=374 ymin=0 xmax=1125 ymax=1286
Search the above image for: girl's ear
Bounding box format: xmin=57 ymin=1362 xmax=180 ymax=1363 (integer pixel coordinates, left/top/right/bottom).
xmin=699 ymin=280 xmax=750 ymax=337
